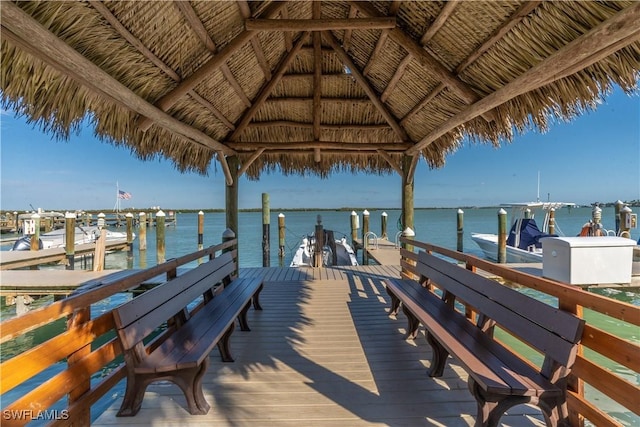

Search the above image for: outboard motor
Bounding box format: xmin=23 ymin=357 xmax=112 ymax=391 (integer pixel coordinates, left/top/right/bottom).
xmin=11 ymin=236 xmax=43 ymax=251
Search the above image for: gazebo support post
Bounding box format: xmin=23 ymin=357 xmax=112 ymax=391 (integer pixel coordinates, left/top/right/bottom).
xmin=225 ymin=156 xmax=240 ymax=254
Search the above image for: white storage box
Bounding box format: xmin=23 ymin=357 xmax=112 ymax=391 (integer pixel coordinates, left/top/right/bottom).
xmin=542 ymin=236 xmax=634 ymax=285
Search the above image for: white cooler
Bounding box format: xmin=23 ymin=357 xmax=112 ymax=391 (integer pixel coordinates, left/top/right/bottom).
xmin=542 ymin=236 xmax=634 ymax=285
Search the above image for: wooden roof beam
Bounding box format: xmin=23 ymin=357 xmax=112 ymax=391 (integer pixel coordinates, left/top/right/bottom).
xmin=0 ymin=2 xmax=235 ymax=157
xmin=401 ymin=2 xmax=542 ymax=126
xmin=363 ymin=0 xmax=402 ymax=76
xmin=238 ymin=148 xmax=265 ymax=177
xmin=228 ymin=32 xmax=311 ymax=141
xmin=313 ymin=2 xmax=322 ymax=161
xmin=90 ymin=1 xmax=235 ymax=130
xmin=382 ymin=0 xmax=459 ymax=103
xmin=377 ymin=150 xmax=402 ymax=176
xmin=350 ymin=1 xmax=488 ymax=109
xmin=342 ymin=6 xmax=358 ymax=53
xmin=248 ymin=121 xmax=391 ymax=131
xmin=322 ymin=30 xmax=409 ymax=142
xmin=245 ymin=18 xmax=396 ymax=31
xmin=137 ymin=1 xmax=287 ymax=131
xmin=228 ymin=142 xmax=411 ymax=151
xmin=237 ymin=1 xmax=272 ymax=81
xmin=280 ymin=6 xmax=293 ymax=51
xmin=175 ymin=1 xmax=251 ymax=107
xmin=406 ymin=2 xmax=640 ymax=155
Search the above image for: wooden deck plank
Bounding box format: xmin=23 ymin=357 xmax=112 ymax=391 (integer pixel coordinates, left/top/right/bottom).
xmin=94 ymin=266 xmax=544 ymax=426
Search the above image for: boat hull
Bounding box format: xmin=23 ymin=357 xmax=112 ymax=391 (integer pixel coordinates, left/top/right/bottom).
xmin=471 ymin=233 xmax=543 ymax=263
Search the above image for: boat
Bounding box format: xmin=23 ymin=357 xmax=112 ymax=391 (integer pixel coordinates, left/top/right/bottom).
xmin=290 ymin=231 xmax=358 ymax=267
xmin=10 ymin=225 xmax=132 ymax=251
xmin=471 ymin=202 xmax=574 ymax=263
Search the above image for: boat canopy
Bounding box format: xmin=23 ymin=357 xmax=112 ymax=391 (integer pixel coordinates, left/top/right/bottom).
xmin=506 ymin=218 xmax=557 ymax=250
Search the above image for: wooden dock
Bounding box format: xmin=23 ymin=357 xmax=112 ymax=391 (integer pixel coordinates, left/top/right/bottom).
xmin=93 ymin=265 xmax=544 ymax=426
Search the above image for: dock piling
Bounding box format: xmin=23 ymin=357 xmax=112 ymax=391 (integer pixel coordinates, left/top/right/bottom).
xmin=381 ymin=212 xmax=388 ymax=239
xmin=278 ymin=213 xmax=285 ymax=263
xmin=65 ymin=212 xmax=76 ymax=270
xmin=498 ymin=208 xmax=507 ymax=263
xmin=362 ymin=210 xmax=369 ymax=265
xmin=156 ymin=210 xmax=166 ymax=264
xmin=30 ymin=213 xmax=41 ymax=252
xmin=350 ymin=211 xmax=358 ymax=247
xmin=138 ymin=212 xmax=147 ymax=251
xmin=457 ymin=209 xmax=464 ymax=252
xmin=262 ymin=193 xmax=270 ymax=267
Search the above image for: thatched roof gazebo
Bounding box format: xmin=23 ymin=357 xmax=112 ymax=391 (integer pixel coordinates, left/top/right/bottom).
xmin=2 ymin=1 xmax=639 ymax=232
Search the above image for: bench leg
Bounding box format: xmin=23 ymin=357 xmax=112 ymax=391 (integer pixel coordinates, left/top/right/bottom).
xmin=469 ymin=378 xmax=530 ymax=427
xmin=217 ymin=322 xmax=236 ymax=362
xmin=238 ymin=301 xmax=252 ymax=331
xmin=401 ymin=305 xmax=420 ymax=339
xmin=171 ymin=358 xmax=211 ymax=415
xmin=538 ymin=394 xmax=570 ymax=427
xmin=253 ymin=283 xmax=264 ymax=310
xmin=117 ymin=371 xmax=155 ymax=417
xmin=385 ymin=285 xmax=401 ymax=316
xmin=426 ymin=332 xmax=449 ymax=377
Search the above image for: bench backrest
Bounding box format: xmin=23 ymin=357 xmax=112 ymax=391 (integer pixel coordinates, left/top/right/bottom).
xmin=113 ymin=251 xmax=236 ymax=350
xmin=417 ymin=251 xmax=585 ymax=368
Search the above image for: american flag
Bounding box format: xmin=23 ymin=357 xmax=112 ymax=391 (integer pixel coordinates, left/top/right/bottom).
xmin=118 ymin=190 xmax=132 ymax=200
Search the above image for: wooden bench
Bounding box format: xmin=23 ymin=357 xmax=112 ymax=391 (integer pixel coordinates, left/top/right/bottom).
xmin=385 ymin=251 xmax=585 ymax=427
xmin=113 ymin=251 xmax=263 ymax=416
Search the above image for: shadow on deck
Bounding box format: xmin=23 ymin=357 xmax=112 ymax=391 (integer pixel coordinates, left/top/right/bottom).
xmin=93 ymin=266 xmax=545 ymax=426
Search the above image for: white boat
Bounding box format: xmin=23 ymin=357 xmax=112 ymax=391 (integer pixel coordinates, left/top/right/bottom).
xmin=290 ymin=232 xmax=358 ymax=267
xmin=11 ymin=225 xmax=132 ymax=251
xmin=471 ymin=202 xmax=574 ymax=263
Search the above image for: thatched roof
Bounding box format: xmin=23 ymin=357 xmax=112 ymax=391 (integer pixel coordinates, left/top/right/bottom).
xmin=2 ymin=1 xmax=639 ymax=183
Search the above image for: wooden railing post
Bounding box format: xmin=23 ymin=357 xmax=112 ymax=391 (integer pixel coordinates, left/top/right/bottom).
xmin=67 ymin=307 xmax=91 ymax=425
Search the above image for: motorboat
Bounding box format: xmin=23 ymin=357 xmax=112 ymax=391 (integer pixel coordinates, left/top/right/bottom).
xmin=10 ymin=225 xmax=132 ymax=251
xmin=290 ymin=231 xmax=358 ymax=267
xmin=471 ymin=202 xmax=574 ymax=263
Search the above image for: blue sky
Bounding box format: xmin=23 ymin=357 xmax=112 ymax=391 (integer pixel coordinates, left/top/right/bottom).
xmin=1 ymin=86 xmax=638 ymax=211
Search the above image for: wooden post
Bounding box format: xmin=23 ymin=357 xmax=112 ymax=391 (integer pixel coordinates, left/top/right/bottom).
xmin=401 ymin=227 xmax=415 ymax=278
xmin=278 ymin=213 xmax=286 ymax=260
xmin=12 ymin=211 xmax=18 ymax=232
xmin=226 ymin=156 xmax=240 ymax=260
xmin=548 ymin=208 xmax=556 ymax=235
xmin=156 ymin=210 xmax=166 ymax=264
xmin=125 ymin=213 xmax=134 ymax=265
xmin=94 ymin=213 xmax=106 ymax=271
xmin=457 ymin=209 xmax=464 ymax=252
xmin=138 ymin=212 xmax=147 ymax=251
xmin=615 ymin=200 xmax=624 ymax=234
xmin=350 ymin=210 xmax=358 ymax=247
xmin=30 ymin=213 xmax=41 ymax=252
xmin=498 ymin=208 xmax=507 ymax=263
xmin=44 ymin=216 xmax=53 ymax=233
xmin=198 ymin=210 xmax=205 ymax=251
xmin=67 ymin=307 xmax=91 ymax=425
xmin=401 ymin=155 xmax=415 ymax=241
xmin=362 ymin=210 xmax=370 ymax=265
xmin=85 ymin=212 xmax=91 ymax=226
xmin=381 ymin=211 xmax=388 ymax=239
xmin=65 ymin=212 xmax=76 ymax=270
xmin=314 ymin=215 xmax=324 ymax=268
xmin=262 ymin=193 xmax=270 ymax=267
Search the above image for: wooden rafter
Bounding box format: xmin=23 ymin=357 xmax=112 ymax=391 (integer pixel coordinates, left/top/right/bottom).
xmin=350 ymin=1 xmax=486 ymax=108
xmin=248 ymin=121 xmax=390 ymax=131
xmin=245 ymin=18 xmax=396 ymax=31
xmin=280 ymin=6 xmax=293 ymax=51
xmin=382 ymin=0 xmax=459 ymax=103
xmin=238 ymin=148 xmax=265 ymax=177
xmin=0 ymin=2 xmax=235 ymax=157
xmin=342 ymin=6 xmax=358 ymax=53
xmin=401 ymin=1 xmax=541 ymax=125
xmin=237 ymin=1 xmax=272 ymax=81
xmin=406 ymin=2 xmax=640 ymax=155
xmin=228 ymin=32 xmax=311 ymax=141
xmin=363 ymin=0 xmax=402 ymax=76
xmin=313 ymin=1 xmax=322 ymax=163
xmin=322 ymin=30 xmax=409 ymax=142
xmin=405 ymin=154 xmax=418 ymax=185
xmin=175 ymin=1 xmax=251 ymax=107
xmin=376 ymin=150 xmax=402 ymax=176
xmin=137 ymin=1 xmax=287 ymax=131
xmin=228 ymin=142 xmax=411 ymax=151
xmin=89 ymin=1 xmax=235 ymax=131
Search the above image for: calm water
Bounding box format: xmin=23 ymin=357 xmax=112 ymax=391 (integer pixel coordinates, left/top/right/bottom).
xmin=1 ymin=206 xmax=638 ymax=425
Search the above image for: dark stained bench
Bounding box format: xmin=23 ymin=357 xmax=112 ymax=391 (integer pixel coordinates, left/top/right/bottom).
xmin=384 ymin=251 xmax=585 ymax=427
xmin=113 ymin=251 xmax=263 ymax=416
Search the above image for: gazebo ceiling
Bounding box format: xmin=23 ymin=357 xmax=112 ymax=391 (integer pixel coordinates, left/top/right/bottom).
xmin=2 ymin=1 xmax=639 ymax=183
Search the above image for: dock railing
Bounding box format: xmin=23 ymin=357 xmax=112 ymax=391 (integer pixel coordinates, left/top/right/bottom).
xmin=400 ymin=236 xmax=640 ymax=427
xmin=0 ymin=239 xmax=237 ymax=426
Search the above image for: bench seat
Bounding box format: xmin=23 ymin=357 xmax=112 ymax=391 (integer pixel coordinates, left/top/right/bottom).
xmin=113 ymin=252 xmax=263 ymax=416
xmin=385 ymin=251 xmax=584 ymax=427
